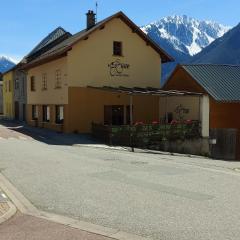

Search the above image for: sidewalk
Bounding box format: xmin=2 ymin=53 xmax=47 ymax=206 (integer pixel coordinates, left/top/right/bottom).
xmin=0 ymin=188 xmax=116 ymax=240
xmin=0 ymin=213 xmax=115 ymax=240
xmin=0 ymin=193 xmax=9 ymax=215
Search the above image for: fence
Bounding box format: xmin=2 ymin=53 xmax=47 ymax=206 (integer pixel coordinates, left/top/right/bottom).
xmin=210 ymin=129 xmax=240 ymax=160
xmin=92 ymin=121 xmax=201 ymax=148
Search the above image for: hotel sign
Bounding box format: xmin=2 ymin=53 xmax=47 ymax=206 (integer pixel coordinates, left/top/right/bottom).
xmin=108 ymin=59 xmax=130 ymax=77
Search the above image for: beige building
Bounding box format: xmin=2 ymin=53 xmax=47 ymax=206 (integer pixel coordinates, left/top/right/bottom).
xmin=23 ymin=11 xmax=173 ymax=133
xmin=2 ymin=70 xmax=14 ymax=119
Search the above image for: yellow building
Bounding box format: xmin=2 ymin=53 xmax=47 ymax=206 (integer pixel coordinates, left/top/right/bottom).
xmin=3 ymin=70 xmax=14 ymax=119
xmin=23 ymin=11 xmax=173 ymax=133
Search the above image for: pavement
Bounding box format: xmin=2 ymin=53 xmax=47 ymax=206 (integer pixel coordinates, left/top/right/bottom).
xmin=0 ymin=191 xmax=9 ymax=216
xmin=0 ymin=212 xmax=115 ymax=240
xmin=0 ymin=189 xmax=16 ymax=225
xmin=1 ymin=120 xmax=240 ymax=240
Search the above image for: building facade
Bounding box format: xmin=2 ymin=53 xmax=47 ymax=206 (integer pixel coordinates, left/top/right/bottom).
xmin=13 ymin=68 xmax=27 ymax=121
xmin=163 ymin=64 xmax=240 ymax=131
xmin=3 ymin=70 xmax=14 ymax=119
xmin=0 ymin=72 xmax=3 ymax=114
xmin=163 ymin=64 xmax=240 ymax=159
xmin=23 ymin=11 xmax=173 ymax=133
xmin=0 ymin=81 xmax=3 ymax=114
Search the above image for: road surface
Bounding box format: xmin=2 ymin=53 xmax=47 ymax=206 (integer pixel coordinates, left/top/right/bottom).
xmin=0 ymin=121 xmax=240 ymax=240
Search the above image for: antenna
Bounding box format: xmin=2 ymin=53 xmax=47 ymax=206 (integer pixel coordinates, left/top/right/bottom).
xmin=96 ymin=1 xmax=98 ymax=22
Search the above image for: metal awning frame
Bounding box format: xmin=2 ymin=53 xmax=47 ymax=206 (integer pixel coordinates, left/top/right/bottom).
xmin=87 ymin=86 xmax=203 ymax=97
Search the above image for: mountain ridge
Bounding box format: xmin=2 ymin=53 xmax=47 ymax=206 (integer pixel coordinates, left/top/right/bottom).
xmin=141 ymin=15 xmax=231 ymax=82
xmin=0 ymin=56 xmax=16 ymax=74
xmin=191 ymin=23 xmax=240 ymax=64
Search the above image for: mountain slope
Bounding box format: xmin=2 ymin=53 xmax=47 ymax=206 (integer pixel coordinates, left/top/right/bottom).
xmin=0 ymin=56 xmax=16 ymax=73
xmin=141 ymin=15 xmax=230 ymax=82
xmin=191 ymin=23 xmax=240 ymax=64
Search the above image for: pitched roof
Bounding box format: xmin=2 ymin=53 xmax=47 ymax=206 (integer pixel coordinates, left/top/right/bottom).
xmin=26 ymin=27 xmax=71 ymax=58
xmin=178 ymin=64 xmax=240 ymax=102
xmin=23 ymin=12 xmax=173 ymax=69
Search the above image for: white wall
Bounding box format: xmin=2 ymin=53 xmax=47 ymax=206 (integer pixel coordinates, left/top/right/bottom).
xmin=159 ymin=96 xmax=201 ymax=121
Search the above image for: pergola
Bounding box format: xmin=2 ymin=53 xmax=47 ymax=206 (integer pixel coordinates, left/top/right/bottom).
xmin=88 ymin=86 xmax=203 ymax=125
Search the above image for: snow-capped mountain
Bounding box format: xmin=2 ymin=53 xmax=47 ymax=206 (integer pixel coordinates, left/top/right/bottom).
xmin=141 ymin=15 xmax=231 ymax=83
xmin=142 ymin=15 xmax=230 ymax=57
xmin=191 ymin=23 xmax=240 ymax=65
xmin=0 ymin=56 xmax=16 ymax=74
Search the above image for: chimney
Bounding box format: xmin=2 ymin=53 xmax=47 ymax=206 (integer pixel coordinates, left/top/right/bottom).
xmin=86 ymin=10 xmax=96 ymax=29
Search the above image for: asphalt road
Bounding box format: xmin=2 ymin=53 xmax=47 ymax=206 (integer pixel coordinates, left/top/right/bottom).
xmin=1 ymin=122 xmax=240 ymax=240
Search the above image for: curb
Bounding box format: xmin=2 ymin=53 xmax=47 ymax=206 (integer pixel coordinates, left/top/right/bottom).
xmin=0 ymin=198 xmax=17 ymax=225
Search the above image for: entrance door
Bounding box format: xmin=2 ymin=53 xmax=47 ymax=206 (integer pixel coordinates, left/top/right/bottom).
xmin=104 ymin=105 xmax=124 ymax=125
xmin=15 ymin=102 xmax=19 ymax=120
xmin=112 ymin=106 xmax=124 ymax=125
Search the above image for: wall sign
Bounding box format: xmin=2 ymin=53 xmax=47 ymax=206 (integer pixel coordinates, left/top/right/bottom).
xmin=108 ymin=59 xmax=130 ymax=77
xmin=174 ymin=104 xmax=190 ymax=120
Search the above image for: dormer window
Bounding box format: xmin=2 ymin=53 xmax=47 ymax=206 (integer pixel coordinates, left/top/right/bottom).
xmin=113 ymin=41 xmax=122 ymax=56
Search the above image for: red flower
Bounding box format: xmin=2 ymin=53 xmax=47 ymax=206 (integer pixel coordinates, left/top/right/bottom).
xmin=170 ymin=120 xmax=178 ymax=125
xmin=152 ymin=120 xmax=159 ymax=125
xmin=134 ymin=121 xmax=144 ymax=126
xmin=185 ymin=119 xmax=193 ymax=125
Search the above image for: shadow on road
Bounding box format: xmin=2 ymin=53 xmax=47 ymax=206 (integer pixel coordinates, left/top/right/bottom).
xmin=0 ymin=120 xmax=100 ymax=146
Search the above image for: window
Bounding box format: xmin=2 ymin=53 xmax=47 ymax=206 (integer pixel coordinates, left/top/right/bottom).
xmin=55 ymin=106 xmax=64 ymax=124
xmin=113 ymin=41 xmax=123 ymax=56
xmin=5 ymin=81 xmax=7 ymax=92
xmin=42 ymin=105 xmax=50 ymax=122
xmin=55 ymin=70 xmax=61 ymax=88
xmin=15 ymin=79 xmax=19 ymax=89
xmin=21 ymin=78 xmax=25 ymax=96
xmin=30 ymin=76 xmax=36 ymax=91
xmin=32 ymin=105 xmax=38 ymax=120
xmin=42 ymin=73 xmax=47 ymax=90
xmin=8 ymin=80 xmax=11 ymax=92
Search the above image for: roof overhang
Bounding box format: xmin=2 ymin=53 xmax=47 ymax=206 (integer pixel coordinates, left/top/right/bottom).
xmin=87 ymin=86 xmax=202 ymax=97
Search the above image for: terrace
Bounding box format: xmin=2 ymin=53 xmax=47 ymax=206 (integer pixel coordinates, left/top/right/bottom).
xmin=89 ymin=86 xmax=208 ymax=154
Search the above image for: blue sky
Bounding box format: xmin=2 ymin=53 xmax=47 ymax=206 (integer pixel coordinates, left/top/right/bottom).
xmin=0 ymin=0 xmax=239 ymax=62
